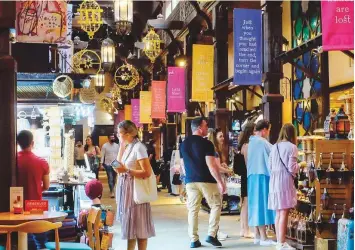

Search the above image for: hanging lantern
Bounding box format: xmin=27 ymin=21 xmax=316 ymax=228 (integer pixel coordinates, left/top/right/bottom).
xmin=95 ymin=71 xmax=105 ymax=94
xmin=114 ymin=0 xmax=133 ymax=36
xmin=101 ymin=37 xmax=116 ymax=68
xmin=143 ymin=28 xmax=161 ymax=63
xmin=77 ymin=0 xmax=103 ymax=39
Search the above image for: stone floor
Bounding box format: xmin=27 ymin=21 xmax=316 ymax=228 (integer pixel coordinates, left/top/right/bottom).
xmin=99 ymin=171 xmax=275 ymax=250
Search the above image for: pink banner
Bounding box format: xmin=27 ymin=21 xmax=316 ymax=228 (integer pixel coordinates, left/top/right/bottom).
xmin=151 ymin=81 xmax=166 ymax=119
xmin=131 ymin=99 xmax=140 ymax=127
xmin=321 ymin=1 xmax=354 ymax=51
xmin=167 ymin=67 xmax=186 ymax=113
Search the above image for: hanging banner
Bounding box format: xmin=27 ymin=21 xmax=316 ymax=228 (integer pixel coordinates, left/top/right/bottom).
xmin=321 ymin=1 xmax=354 ymax=51
xmin=151 ymin=81 xmax=166 ymax=119
xmin=124 ymin=105 xmax=132 ymax=121
xmin=140 ymin=91 xmax=152 ymax=124
xmin=131 ymin=100 xmax=140 ymax=127
xmin=192 ymin=44 xmax=214 ymax=102
xmin=233 ymin=8 xmax=262 ymax=86
xmin=16 ymin=1 xmax=68 ymax=43
xmin=167 ymin=67 xmax=186 ymax=113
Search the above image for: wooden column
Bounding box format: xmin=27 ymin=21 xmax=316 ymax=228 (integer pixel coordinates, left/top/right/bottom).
xmin=320 ymin=52 xmax=330 ymax=124
xmin=262 ymin=1 xmax=284 ymax=144
xmin=0 ymin=1 xmax=16 ymax=212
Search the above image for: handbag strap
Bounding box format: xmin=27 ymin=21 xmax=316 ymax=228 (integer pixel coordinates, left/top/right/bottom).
xmin=122 ymin=140 xmax=138 ymax=165
xmin=276 ymin=143 xmax=295 ymax=179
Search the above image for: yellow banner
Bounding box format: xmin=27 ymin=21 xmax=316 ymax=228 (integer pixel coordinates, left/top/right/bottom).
xmin=192 ymin=44 xmax=214 ymax=102
xmin=140 ymin=91 xmax=152 ymax=124
xmin=124 ymin=105 xmax=132 ymax=121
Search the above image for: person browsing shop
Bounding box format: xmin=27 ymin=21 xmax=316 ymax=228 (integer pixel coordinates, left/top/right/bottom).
xmin=17 ymin=130 xmax=50 ymax=249
xmin=180 ymin=117 xmax=226 ymax=248
xmin=74 ymin=141 xmax=85 ymax=166
xmin=100 ymin=134 xmax=119 ymax=198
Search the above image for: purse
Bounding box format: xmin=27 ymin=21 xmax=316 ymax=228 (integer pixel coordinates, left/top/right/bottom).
xmin=277 ymin=144 xmax=298 ymax=188
xmin=172 ymin=173 xmax=182 ymax=185
xmin=122 ymin=140 xmax=158 ymax=204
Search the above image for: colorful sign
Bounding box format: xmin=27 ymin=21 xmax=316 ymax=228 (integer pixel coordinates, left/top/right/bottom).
xmin=25 ymin=200 xmax=49 ymax=213
xmin=151 ymin=81 xmax=166 ymax=119
xmin=131 ymin=100 xmax=140 ymax=127
xmin=321 ymin=1 xmax=354 ymax=51
xmin=10 ymin=187 xmax=23 ymax=214
xmin=192 ymin=44 xmax=214 ymax=102
xmin=140 ymin=91 xmax=152 ymax=124
xmin=16 ymin=1 xmax=68 ymax=43
xmin=124 ymin=105 xmax=132 ymax=121
xmin=167 ymin=67 xmax=186 ymax=113
xmin=233 ymin=8 xmax=262 ymax=85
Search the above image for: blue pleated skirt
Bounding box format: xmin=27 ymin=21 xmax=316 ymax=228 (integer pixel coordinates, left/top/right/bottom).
xmin=247 ymin=174 xmax=275 ymax=227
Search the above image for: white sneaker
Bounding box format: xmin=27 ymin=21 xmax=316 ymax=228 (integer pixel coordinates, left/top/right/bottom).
xmin=278 ymin=242 xmax=296 ymax=250
xmin=217 ymin=231 xmax=228 ymax=241
xmin=260 ymin=239 xmax=276 ymax=246
xmin=254 ymin=238 xmax=260 ymax=244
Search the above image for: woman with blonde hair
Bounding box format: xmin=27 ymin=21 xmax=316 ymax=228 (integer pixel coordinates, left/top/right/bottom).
xmin=268 ymin=123 xmax=299 ymax=250
xmin=114 ymin=120 xmax=155 ymax=250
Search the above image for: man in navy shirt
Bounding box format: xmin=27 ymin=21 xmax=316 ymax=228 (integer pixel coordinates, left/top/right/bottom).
xmin=180 ymin=117 xmax=226 ymax=248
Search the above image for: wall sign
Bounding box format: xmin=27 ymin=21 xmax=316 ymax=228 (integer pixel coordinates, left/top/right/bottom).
xmin=321 ymin=1 xmax=354 ymax=51
xmin=233 ymin=8 xmax=262 ymax=85
xmin=167 ymin=67 xmax=186 ymax=113
xmin=192 ymin=44 xmax=214 ymax=102
xmin=151 ymin=81 xmax=166 ymax=119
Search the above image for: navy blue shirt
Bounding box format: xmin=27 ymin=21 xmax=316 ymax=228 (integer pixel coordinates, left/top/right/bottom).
xmin=180 ymin=135 xmax=216 ymax=184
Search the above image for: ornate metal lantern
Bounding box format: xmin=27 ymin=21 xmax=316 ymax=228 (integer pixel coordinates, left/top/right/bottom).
xmin=334 ymin=108 xmax=351 ymax=139
xmin=95 ymin=70 xmax=105 ymax=94
xmin=114 ymin=0 xmax=133 ymax=36
xmin=101 ymin=37 xmax=115 ymax=69
xmin=78 ymin=0 xmax=103 ymax=39
xmin=143 ymin=28 xmax=161 ymax=63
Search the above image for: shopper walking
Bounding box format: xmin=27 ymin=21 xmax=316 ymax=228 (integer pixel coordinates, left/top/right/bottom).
xmin=180 ymin=117 xmax=226 ymax=248
xmin=207 ymin=128 xmax=233 ymax=241
xmin=115 ymin=120 xmax=155 ymax=250
xmin=17 ymin=130 xmax=50 ymax=249
xmin=268 ymin=124 xmax=299 ymax=250
xmin=247 ymin=119 xmax=275 ymax=246
xmin=74 ymin=141 xmax=85 ymax=166
xmin=236 ymin=122 xmax=255 ymax=238
xmin=100 ymin=134 xmax=119 ymax=198
xmin=84 ymin=136 xmax=101 ymax=180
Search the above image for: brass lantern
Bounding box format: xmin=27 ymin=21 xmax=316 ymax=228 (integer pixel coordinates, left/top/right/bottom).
xmin=95 ymin=70 xmax=105 ymax=94
xmin=77 ymin=0 xmax=103 ymax=39
xmin=143 ymin=28 xmax=161 ymax=63
xmin=101 ymin=37 xmax=115 ymax=70
xmin=114 ymin=0 xmax=133 ymax=36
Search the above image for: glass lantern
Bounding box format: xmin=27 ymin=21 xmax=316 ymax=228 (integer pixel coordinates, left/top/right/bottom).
xmin=101 ymin=37 xmax=115 ymax=64
xmin=114 ymin=0 xmax=133 ymax=36
xmin=95 ymin=71 xmax=105 ymax=94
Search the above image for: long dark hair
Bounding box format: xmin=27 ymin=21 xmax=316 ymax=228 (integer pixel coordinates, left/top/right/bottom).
xmin=84 ymin=135 xmax=93 ymax=152
xmin=238 ymin=122 xmax=255 ymax=150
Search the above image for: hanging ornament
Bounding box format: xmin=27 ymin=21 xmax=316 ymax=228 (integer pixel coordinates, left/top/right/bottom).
xmin=99 ymin=96 xmax=114 ymax=113
xmin=114 ymin=64 xmax=139 ymax=90
xmin=77 ymin=0 xmax=103 ymax=39
xmin=143 ymin=28 xmax=162 ymax=63
xmin=73 ymin=49 xmax=102 ymax=74
xmin=53 ymin=75 xmax=74 ymax=98
xmin=80 ymin=78 xmax=96 ymax=104
xmin=110 ymin=85 xmax=122 ymax=103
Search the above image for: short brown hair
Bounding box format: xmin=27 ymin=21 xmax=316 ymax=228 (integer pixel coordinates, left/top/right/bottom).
xmin=255 ymin=119 xmax=270 ymax=131
xmin=277 ymin=123 xmax=297 ymax=145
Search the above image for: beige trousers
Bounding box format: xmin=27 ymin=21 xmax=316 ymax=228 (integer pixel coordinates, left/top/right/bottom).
xmin=186 ymin=182 xmax=222 ymax=242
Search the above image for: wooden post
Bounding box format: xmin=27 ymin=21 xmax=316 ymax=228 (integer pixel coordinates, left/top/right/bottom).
xmin=321 ymin=52 xmax=330 ymax=124
xmin=262 ymin=1 xmax=284 ymax=144
xmin=0 ymin=1 xmax=16 ymax=212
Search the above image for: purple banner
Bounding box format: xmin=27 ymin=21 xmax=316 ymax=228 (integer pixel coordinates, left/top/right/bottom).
xmin=167 ymin=67 xmax=186 ymax=113
xmin=131 ymin=99 xmax=140 ymax=127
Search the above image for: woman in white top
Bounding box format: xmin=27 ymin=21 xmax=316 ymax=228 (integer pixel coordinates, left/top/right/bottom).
xmin=114 ymin=120 xmax=155 ymax=250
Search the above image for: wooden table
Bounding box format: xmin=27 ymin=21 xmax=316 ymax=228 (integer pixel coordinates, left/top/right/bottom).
xmin=0 ymin=211 xmax=67 ymax=250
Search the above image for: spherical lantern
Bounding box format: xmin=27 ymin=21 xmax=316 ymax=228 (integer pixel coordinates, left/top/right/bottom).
xmin=143 ymin=28 xmax=161 ymax=63
xmin=101 ymin=37 xmax=115 ymax=64
xmin=114 ymin=0 xmax=133 ymax=36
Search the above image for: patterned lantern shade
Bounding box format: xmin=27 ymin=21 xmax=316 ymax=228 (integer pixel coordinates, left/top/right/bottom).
xmin=114 ymin=0 xmax=133 ymax=35
xmin=101 ymin=37 xmax=115 ymax=64
xmin=95 ymin=71 xmax=105 ymax=93
xmin=78 ymin=0 xmax=103 ymax=39
xmin=143 ymin=29 xmax=161 ymax=63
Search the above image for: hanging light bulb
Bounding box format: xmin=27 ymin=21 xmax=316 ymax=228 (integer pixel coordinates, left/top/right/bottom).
xmin=95 ymin=71 xmax=105 ymax=93
xmin=31 ymin=106 xmax=36 ymax=120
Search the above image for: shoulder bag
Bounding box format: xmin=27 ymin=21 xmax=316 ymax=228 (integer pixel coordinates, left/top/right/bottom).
xmin=276 ymin=144 xmax=298 ymax=188
xmin=233 ymin=149 xmax=247 ymax=176
xmin=123 ymin=140 xmax=158 ymax=204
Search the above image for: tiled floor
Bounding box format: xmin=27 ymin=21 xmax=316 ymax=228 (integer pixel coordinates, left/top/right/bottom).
xmin=99 ymin=171 xmax=275 ymax=250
